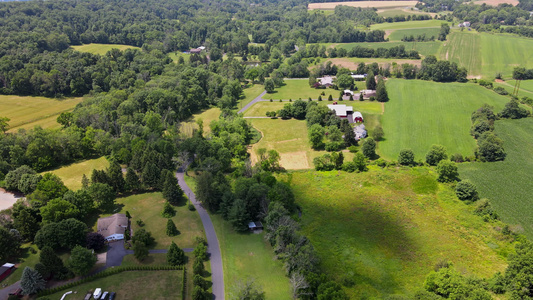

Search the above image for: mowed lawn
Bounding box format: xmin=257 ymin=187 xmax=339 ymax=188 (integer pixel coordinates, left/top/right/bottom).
xmin=211 ymin=215 xmax=292 ymax=300
xmin=459 ymin=118 xmax=533 ymax=239
xmin=438 ymin=31 xmax=482 ymax=77
xmin=109 ymin=192 xmax=205 ymax=249
xmin=287 ymin=169 xmax=509 ymax=298
xmin=335 ymin=41 xmax=442 ymax=57
xmin=71 ymin=43 xmax=140 ymax=55
xmin=371 ymin=20 xmax=451 ymax=30
xmin=45 ymin=270 xmax=183 ymax=300
xmin=44 ymin=157 xmax=110 ymax=191
xmin=379 ymin=79 xmax=509 ymax=160
xmin=244 ymin=100 xmax=383 ymax=117
xmin=0 ymin=95 xmax=82 ymax=132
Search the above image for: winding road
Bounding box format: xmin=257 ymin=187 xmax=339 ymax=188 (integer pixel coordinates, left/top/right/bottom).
xmin=176 ymin=170 xmax=224 ymax=300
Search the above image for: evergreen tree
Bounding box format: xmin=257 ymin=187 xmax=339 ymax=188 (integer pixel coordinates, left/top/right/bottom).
xmin=20 ymin=267 xmax=46 ymax=295
xmin=340 ymin=119 xmax=356 ymax=147
xmin=193 ymin=259 xmax=206 ymax=276
xmin=376 ymin=78 xmax=389 ymax=102
xmin=125 ymin=168 xmax=140 ymax=192
xmin=162 ymin=174 xmax=185 ymax=205
xmin=133 ymin=241 xmax=148 ymax=261
xmin=166 ymin=219 xmax=179 ymax=236
xmin=141 ymin=162 xmax=160 ymax=189
xmin=361 ymin=138 xmax=376 ymax=159
xmin=39 ymin=246 xmax=64 ymax=276
xmin=161 ymin=202 xmax=176 ymax=218
xmin=81 ymin=174 xmax=89 ymax=189
xmin=106 ymin=161 xmax=125 ymax=193
xmin=359 ymin=92 xmax=364 ymax=101
xmin=167 ymin=241 xmax=185 ymax=266
xmin=366 ymin=71 xmax=376 ymax=90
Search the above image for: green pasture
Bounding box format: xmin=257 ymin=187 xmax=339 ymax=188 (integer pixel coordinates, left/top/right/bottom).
xmin=388 ymin=28 xmax=441 ymax=41
xmin=107 ymin=192 xmax=205 ymax=249
xmin=71 ymin=44 xmax=140 ymax=55
xmin=371 ymin=20 xmax=451 ymax=30
xmin=438 ymin=31 xmax=482 ymax=77
xmin=335 ymin=41 xmax=442 ymax=57
xmin=493 ymin=80 xmax=533 ymax=98
xmin=211 ymin=215 xmax=292 ymax=300
xmin=479 ymin=33 xmax=533 ymax=78
xmin=459 ymin=118 xmax=533 ymax=239
xmin=377 ymin=8 xmax=432 ymax=18
xmin=44 ymin=157 xmax=110 ymax=191
xmin=181 ymin=107 xmax=221 ymax=137
xmin=0 ymin=95 xmax=83 ymax=132
xmin=45 ymin=270 xmax=183 ymax=300
xmin=379 ymin=79 xmax=509 ymax=160
xmin=286 ymin=168 xmax=510 ymax=298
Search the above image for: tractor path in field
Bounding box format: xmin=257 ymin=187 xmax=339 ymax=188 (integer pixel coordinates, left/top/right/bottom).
xmin=238 ymin=90 xmax=266 ymax=114
xmin=176 ymin=170 xmax=225 ymax=300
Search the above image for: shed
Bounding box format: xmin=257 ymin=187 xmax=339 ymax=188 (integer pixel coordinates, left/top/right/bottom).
xmin=351 ymin=74 xmax=366 ymax=80
xmin=190 ymin=48 xmax=201 ymax=54
xmin=248 ymin=221 xmax=263 ymax=230
xmin=0 ymin=263 xmax=15 ymax=282
xmin=353 ymin=111 xmax=363 ymax=123
xmin=97 ymin=214 xmax=128 ymax=241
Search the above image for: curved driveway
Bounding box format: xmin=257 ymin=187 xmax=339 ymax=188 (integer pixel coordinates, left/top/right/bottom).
xmin=176 ymin=171 xmax=224 ymax=300
xmin=238 ymin=90 xmax=266 ymax=114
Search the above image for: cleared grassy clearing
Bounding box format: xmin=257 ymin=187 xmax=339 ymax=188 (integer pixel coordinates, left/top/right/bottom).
xmin=108 ymin=192 xmax=205 ymax=249
xmin=479 ymin=33 xmax=533 ymax=78
xmin=308 ymin=1 xmax=418 ymax=10
xmin=181 ymin=107 xmax=221 ymax=137
xmin=0 ymin=95 xmax=83 ymax=132
xmin=334 ymin=41 xmax=442 ymax=57
xmin=315 ymin=57 xmax=423 ymax=70
xmin=388 ymin=28 xmax=441 ymax=41
xmin=44 ymin=157 xmax=110 ymax=191
xmin=71 ymin=43 xmax=140 ymax=55
xmin=377 ymin=8 xmax=433 ymax=17
xmin=168 ymin=51 xmax=190 ymax=63
xmin=45 ymin=270 xmax=183 ymax=300
xmin=379 ymin=79 xmax=509 ymax=160
xmin=371 ymin=20 xmax=450 ymax=30
xmin=286 ymin=169 xmax=509 ymax=298
xmin=475 ymin=0 xmax=519 ymax=5
xmin=211 ymin=215 xmax=292 ymax=300
xmin=439 ymin=31 xmax=482 ymax=77
xmin=459 ymin=118 xmax=533 ymax=239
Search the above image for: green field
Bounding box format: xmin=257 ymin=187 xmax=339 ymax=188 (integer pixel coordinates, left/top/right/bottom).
xmin=371 ymin=20 xmax=451 ymax=30
xmin=44 ymin=157 xmax=110 ymax=191
xmin=286 ymin=168 xmax=510 ymax=298
xmin=211 ymin=215 xmax=292 ymax=300
xmin=479 ymin=33 xmax=533 ymax=78
xmin=108 ymin=192 xmax=205 ymax=249
xmin=388 ymin=28 xmax=441 ymax=41
xmin=335 ymin=41 xmax=442 ymax=58
xmin=71 ymin=44 xmax=140 ymax=55
xmin=493 ymin=80 xmax=533 ymax=98
xmin=168 ymin=51 xmax=191 ymax=63
xmin=459 ymin=118 xmax=533 ymax=239
xmin=438 ymin=31 xmax=482 ymax=77
xmin=377 ymin=8 xmax=432 ymax=18
xmin=0 ymin=95 xmax=82 ymax=132
xmin=379 ymin=79 xmax=509 ymax=160
xmin=45 ymin=270 xmax=183 ymax=300
xmin=239 ymin=83 xmax=266 ymax=109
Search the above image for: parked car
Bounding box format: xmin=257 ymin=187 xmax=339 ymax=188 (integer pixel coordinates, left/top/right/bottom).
xmin=93 ymin=288 xmax=102 ymax=299
xmin=109 ymin=292 xmax=116 ymax=300
xmin=101 ymin=291 xmax=109 ymax=299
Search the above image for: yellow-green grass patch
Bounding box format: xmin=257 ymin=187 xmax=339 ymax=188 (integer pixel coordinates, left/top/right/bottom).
xmin=334 ymin=41 xmax=442 ymax=57
xmin=379 ymin=79 xmax=509 ymax=160
xmin=181 ymin=107 xmax=222 ymax=137
xmin=71 ymin=44 xmax=140 ymax=55
xmin=211 ymin=215 xmax=292 ymax=300
xmin=107 ymin=192 xmax=205 ymax=249
xmin=286 ymin=168 xmax=510 ymax=298
xmin=371 ymin=20 xmax=451 ymax=30
xmin=308 ymin=1 xmax=418 ymax=10
xmin=438 ymin=31 xmax=482 ymax=78
xmin=44 ymin=157 xmax=110 ymax=191
xmin=459 ymin=118 xmax=533 ymax=239
xmin=377 ymin=8 xmax=434 ymax=18
xmin=0 ymin=95 xmax=82 ymax=132
xmin=45 ymin=270 xmax=183 ymax=300
xmin=168 ymin=51 xmax=190 ymax=63
xmin=388 ymin=27 xmax=441 ymax=41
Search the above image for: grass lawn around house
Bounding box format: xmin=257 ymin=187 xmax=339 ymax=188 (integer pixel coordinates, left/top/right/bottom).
xmin=71 ymin=44 xmax=140 ymax=55
xmin=0 ymin=95 xmax=83 ymax=132
xmin=459 ymin=118 xmax=533 ymax=239
xmin=43 ymin=157 xmax=110 ymax=191
xmin=285 ymin=168 xmax=510 ymax=298
xmin=1 ymin=244 xmax=40 ymax=286
xmin=211 ymin=214 xmax=292 ymax=300
xmin=44 ymin=270 xmax=183 ymax=300
xmin=269 ymin=79 xmax=365 ymax=101
xmin=379 ymin=79 xmax=510 ymax=160
xmin=108 ymin=192 xmax=205 ymax=249
xmin=244 ymin=100 xmax=383 ymax=117
xmin=388 ymin=27 xmax=441 ymax=41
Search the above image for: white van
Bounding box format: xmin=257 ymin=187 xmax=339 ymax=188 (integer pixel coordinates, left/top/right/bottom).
xmin=93 ymin=288 xmax=102 ymax=299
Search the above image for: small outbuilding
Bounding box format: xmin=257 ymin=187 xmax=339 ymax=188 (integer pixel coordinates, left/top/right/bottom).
xmin=0 ymin=263 xmax=15 ymax=282
xmin=354 ymin=124 xmax=367 ymax=140
xmin=353 ymin=111 xmax=364 ymax=123
xmin=97 ymin=214 xmax=129 ymax=241
xmin=248 ymin=221 xmax=263 ymax=231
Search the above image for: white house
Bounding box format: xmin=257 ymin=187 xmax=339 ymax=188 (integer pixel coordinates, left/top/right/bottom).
xmin=97 ymin=213 xmax=128 ymax=241
xmin=327 ymin=104 xmax=353 ymax=118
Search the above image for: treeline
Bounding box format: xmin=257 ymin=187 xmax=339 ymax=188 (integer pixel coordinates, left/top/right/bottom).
xmin=383 ymin=14 xmax=432 ymax=23
xmin=329 ymin=44 xmax=420 ymax=59
xmin=391 ymin=56 xmax=468 ymax=82
xmin=453 ymin=3 xmax=531 ymax=27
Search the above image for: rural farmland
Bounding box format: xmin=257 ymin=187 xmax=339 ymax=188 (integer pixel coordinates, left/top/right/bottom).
xmin=308 ymin=0 xmax=418 ymax=10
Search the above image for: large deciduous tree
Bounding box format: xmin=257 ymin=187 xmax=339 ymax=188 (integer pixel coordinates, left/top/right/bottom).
xmin=67 ymin=245 xmax=97 ymax=275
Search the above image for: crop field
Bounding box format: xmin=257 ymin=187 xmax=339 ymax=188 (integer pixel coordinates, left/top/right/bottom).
xmin=493 ymin=80 xmax=533 ymax=98
xmin=45 ymin=270 xmax=183 ymax=300
xmin=371 ymin=20 xmax=450 ymax=31
xmin=71 ymin=43 xmax=140 ymax=55
xmin=0 ymin=95 xmax=82 ymax=132
xmin=388 ymin=28 xmax=441 ymax=41
xmin=308 ymin=1 xmax=417 ymax=10
xmin=334 ymin=41 xmax=442 ymax=57
xmin=211 ymin=215 xmax=292 ymax=300
xmin=459 ymin=118 xmax=533 ymax=239
xmin=479 ymin=33 xmax=533 ymax=78
xmin=379 ymin=79 xmax=509 ymax=160
xmin=44 ymin=157 xmax=110 ymax=191
xmin=286 ymin=168 xmax=510 ymax=298
xmin=377 ymin=8 xmax=433 ymax=18
xmin=438 ymin=31 xmax=482 ymax=77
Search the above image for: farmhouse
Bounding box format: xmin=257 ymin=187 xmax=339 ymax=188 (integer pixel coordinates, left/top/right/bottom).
xmin=97 ymin=213 xmax=129 ymax=241
xmin=354 ymin=124 xmax=367 ymax=140
xmin=0 ymin=263 xmax=15 ymax=281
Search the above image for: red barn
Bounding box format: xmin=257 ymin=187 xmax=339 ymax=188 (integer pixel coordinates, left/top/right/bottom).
xmin=0 ymin=263 xmax=15 ymax=282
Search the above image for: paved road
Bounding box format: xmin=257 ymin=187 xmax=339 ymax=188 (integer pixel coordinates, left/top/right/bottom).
xmin=238 ymin=90 xmax=266 ymax=114
xmin=0 ymin=281 xmax=20 ymax=300
xmin=176 ymin=171 xmax=224 ymax=300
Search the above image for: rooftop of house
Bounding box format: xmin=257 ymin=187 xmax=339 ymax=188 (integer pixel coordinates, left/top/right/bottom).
xmin=97 ymin=213 xmax=128 ymax=238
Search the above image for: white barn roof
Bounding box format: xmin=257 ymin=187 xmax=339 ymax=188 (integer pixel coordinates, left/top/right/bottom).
xmin=353 ymin=111 xmax=363 ymax=120
xmin=327 ymin=104 xmax=353 ymax=117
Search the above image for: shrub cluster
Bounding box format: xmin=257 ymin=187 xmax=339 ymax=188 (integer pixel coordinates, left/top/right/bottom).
xmin=470 ymin=105 xmax=506 ymax=162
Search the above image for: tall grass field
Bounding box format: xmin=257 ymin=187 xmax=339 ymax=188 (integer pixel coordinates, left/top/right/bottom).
xmin=459 ymin=118 xmax=533 ymax=239
xmin=71 ymin=43 xmax=140 ymax=55
xmin=379 ymin=79 xmax=509 ymax=160
xmin=44 ymin=157 xmax=110 ymax=191
xmin=286 ymin=169 xmax=510 ymax=298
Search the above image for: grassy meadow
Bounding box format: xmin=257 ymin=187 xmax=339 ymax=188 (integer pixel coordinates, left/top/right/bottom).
xmin=168 ymin=51 xmax=190 ymax=63
xmin=459 ymin=118 xmax=533 ymax=239
xmin=0 ymin=95 xmax=82 ymax=132
xmin=371 ymin=20 xmax=450 ymax=31
xmin=388 ymin=28 xmax=441 ymax=41
xmin=44 ymin=157 xmax=110 ymax=191
xmin=379 ymin=79 xmax=509 ymax=160
xmin=286 ymin=168 xmax=511 ymax=298
xmin=71 ymin=43 xmax=140 ymax=55
xmin=438 ymin=31 xmax=482 ymax=77
xmin=493 ymin=80 xmax=533 ymax=98
xmin=308 ymin=1 xmax=418 ymax=10
xmin=239 ymin=83 xmax=266 ymax=109
xmin=180 ymin=107 xmax=221 ymax=137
